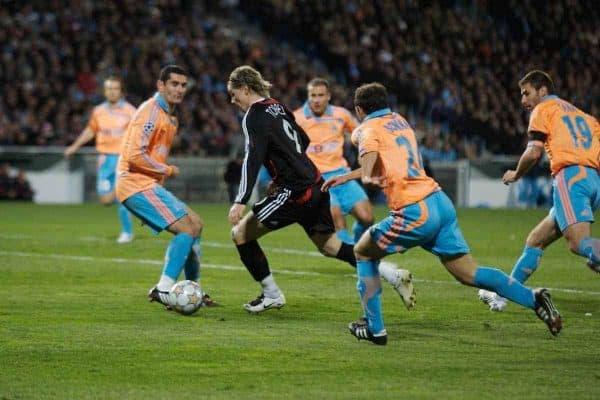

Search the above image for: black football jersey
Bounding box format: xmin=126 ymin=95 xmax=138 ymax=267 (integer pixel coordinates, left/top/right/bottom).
xmin=235 ymin=98 xmax=319 ymax=204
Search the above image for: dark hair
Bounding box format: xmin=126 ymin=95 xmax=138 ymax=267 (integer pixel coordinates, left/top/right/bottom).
xmin=159 ymin=65 xmax=188 ymax=83
xmin=354 ymin=82 xmax=388 ymax=114
xmin=307 ymin=77 xmax=330 ymax=91
xmin=228 ymin=65 xmax=272 ymax=97
xmin=519 ymin=70 xmax=555 ymax=94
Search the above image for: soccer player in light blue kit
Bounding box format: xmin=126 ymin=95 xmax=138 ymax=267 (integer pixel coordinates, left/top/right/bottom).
xmin=115 ymin=65 xmax=215 ymax=307
xmin=294 ymin=78 xmax=412 ymax=304
xmin=324 ymin=82 xmax=562 ymax=344
xmin=65 ymin=76 xmax=135 ymax=243
xmin=479 ymin=70 xmax=600 ymax=311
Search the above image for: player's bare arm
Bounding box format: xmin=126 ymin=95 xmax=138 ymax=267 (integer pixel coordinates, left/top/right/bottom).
xmin=360 ymin=151 xmax=387 ymax=188
xmin=64 ymin=127 xmax=95 ymax=158
xmin=502 ymin=141 xmax=543 ymax=185
xmin=321 ymin=168 xmax=362 ymax=191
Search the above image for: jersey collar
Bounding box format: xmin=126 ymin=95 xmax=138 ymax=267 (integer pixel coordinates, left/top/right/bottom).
xmin=154 ymin=92 xmax=171 ymax=114
xmin=541 ymin=95 xmax=558 ymax=102
xmin=364 ymin=108 xmax=392 ymax=121
xmin=103 ymin=99 xmax=125 ymax=109
xmin=303 ymin=102 xmax=333 ymax=119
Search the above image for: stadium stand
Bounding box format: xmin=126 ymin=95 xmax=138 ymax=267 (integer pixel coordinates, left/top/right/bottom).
xmin=1 ymin=0 xmax=598 ymax=159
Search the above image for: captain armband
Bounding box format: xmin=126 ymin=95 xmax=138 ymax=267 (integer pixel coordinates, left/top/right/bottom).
xmin=527 ymin=130 xmax=547 ymax=142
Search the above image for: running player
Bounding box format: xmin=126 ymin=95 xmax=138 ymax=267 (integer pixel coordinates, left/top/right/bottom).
xmin=65 ymin=76 xmax=136 ymax=243
xmin=323 ymin=82 xmax=562 ymax=344
xmin=479 ymin=70 xmax=600 ymax=311
xmin=294 ymin=78 xmax=408 ymax=300
xmin=226 ymin=66 xmax=415 ymax=313
xmin=116 ymin=65 xmax=214 ymax=308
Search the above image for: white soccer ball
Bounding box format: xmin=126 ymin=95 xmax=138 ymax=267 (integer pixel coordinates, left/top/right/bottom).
xmin=168 ymin=280 xmax=203 ymax=315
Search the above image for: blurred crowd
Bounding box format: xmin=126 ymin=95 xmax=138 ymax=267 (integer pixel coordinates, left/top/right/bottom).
xmin=1 ymin=0 xmax=598 ymax=160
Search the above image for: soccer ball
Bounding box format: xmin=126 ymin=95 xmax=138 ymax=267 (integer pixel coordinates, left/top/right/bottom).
xmin=168 ymin=280 xmax=203 ymax=315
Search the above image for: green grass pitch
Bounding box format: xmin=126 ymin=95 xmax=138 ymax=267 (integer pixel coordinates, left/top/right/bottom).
xmin=1 ymin=202 xmax=599 ymax=399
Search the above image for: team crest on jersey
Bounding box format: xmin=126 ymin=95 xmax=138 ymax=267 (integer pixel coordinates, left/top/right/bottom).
xmin=143 ymin=121 xmax=155 ymax=135
xmin=265 ymin=104 xmax=286 ymax=118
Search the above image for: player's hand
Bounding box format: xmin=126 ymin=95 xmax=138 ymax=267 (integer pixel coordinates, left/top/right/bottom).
xmin=169 ymin=165 xmax=180 ymax=177
xmin=64 ymin=146 xmax=76 ymax=158
xmin=228 ymin=203 xmax=246 ymax=225
xmin=362 ymin=175 xmax=388 ymax=188
xmin=502 ymin=170 xmax=518 ymax=185
xmin=321 ymin=176 xmax=346 ymax=192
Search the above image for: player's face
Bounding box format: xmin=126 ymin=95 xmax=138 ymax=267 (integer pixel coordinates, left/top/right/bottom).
xmin=228 ymin=83 xmax=251 ymax=111
xmin=103 ymin=80 xmax=122 ymax=104
xmin=520 ymin=82 xmax=544 ymax=112
xmin=157 ymin=73 xmax=187 ymax=105
xmin=308 ymin=85 xmax=331 ymax=117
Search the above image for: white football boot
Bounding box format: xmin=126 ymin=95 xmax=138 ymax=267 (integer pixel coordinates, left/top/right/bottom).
xmin=243 ymin=293 xmax=286 ymax=313
xmin=379 ymin=261 xmax=416 ymax=310
xmin=117 ymin=232 xmax=134 ymax=244
xmin=478 ymin=289 xmax=508 ymax=312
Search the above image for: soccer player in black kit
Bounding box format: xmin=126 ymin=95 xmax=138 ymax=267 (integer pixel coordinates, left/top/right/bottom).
xmin=226 ymin=66 xmax=414 ymax=313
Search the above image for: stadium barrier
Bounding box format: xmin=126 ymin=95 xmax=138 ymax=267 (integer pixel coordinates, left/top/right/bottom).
xmin=2 ymin=146 xmax=542 ymax=208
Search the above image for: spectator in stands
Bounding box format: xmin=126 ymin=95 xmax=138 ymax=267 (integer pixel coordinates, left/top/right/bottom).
xmin=1 ymin=1 xmax=598 ymax=160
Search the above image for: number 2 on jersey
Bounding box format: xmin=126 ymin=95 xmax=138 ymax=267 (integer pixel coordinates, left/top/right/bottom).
xmin=561 ymin=115 xmax=592 ymax=149
xmin=282 ymin=119 xmax=302 ymax=153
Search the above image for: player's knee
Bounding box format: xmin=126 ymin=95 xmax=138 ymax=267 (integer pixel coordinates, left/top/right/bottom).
xmin=525 ymin=232 xmax=545 ymax=249
xmin=231 ymin=226 xmax=244 ymax=245
xmin=190 ymin=217 xmax=203 ymax=237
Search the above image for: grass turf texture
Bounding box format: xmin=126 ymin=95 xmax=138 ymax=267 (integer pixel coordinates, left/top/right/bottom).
xmin=1 ymin=203 xmax=599 ymax=399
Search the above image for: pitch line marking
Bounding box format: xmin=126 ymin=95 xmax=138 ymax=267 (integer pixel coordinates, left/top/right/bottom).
xmin=2 ymin=250 xmax=600 ymax=297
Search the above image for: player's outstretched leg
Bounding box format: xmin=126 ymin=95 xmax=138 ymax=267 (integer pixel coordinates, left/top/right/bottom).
xmin=479 ymin=215 xmax=561 ymax=312
xmin=444 ymin=254 xmax=561 ymax=336
xmin=348 ymin=259 xmax=387 ymax=345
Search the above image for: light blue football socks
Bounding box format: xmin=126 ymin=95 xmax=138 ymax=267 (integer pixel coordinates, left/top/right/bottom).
xmin=579 ymin=237 xmax=600 ymax=265
xmin=352 ymin=221 xmax=368 ymax=244
xmin=356 ymin=259 xmax=385 ymax=334
xmin=184 ymin=237 xmax=201 ymax=281
xmin=474 ymin=266 xmax=535 ymax=308
xmin=510 ymin=246 xmax=543 ymax=283
xmin=163 ymin=233 xmax=194 ymax=281
xmin=336 ymin=229 xmax=355 ymax=245
xmin=117 ymin=203 xmax=133 ymax=235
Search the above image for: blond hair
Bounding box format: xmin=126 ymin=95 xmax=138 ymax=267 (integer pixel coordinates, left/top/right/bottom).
xmin=228 ymin=65 xmax=272 ymax=97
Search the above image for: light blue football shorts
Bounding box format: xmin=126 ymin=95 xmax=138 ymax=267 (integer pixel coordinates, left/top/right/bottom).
xmin=322 ymin=167 xmax=369 ymax=215
xmin=123 ymin=185 xmax=188 ymax=234
xmin=97 ymin=153 xmax=119 ymax=195
xmin=370 ymin=190 xmax=470 ymax=258
xmin=550 ymin=165 xmax=600 ymax=232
